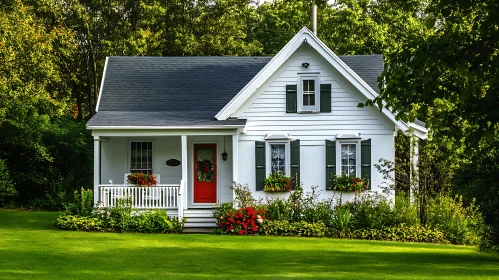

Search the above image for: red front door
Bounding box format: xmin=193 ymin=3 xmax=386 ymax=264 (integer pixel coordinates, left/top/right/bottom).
xmin=194 ymin=144 xmax=217 ymax=203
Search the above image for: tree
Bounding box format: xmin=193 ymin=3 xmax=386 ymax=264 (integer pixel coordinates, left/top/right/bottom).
xmin=373 ymin=0 xmax=499 ymax=148
xmin=0 ymin=0 xmax=92 ymax=206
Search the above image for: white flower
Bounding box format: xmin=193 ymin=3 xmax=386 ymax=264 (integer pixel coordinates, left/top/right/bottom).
xmin=256 ymin=215 xmax=263 ymax=224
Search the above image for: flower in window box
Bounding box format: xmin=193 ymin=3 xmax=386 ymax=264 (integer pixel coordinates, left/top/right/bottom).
xmin=127 ymin=173 xmax=157 ymax=186
xmin=328 ymin=173 xmax=368 ymax=192
xmin=263 ymin=172 xmax=292 ymax=192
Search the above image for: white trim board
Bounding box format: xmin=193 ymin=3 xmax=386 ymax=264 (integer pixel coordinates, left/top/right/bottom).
xmin=95 ymin=57 xmax=109 ymax=113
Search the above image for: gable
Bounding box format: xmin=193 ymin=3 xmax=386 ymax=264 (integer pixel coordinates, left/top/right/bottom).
xmin=233 ymin=45 xmax=394 ymax=145
xmin=216 ymin=27 xmax=414 ymax=135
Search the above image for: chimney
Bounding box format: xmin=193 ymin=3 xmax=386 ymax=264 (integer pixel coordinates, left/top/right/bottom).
xmin=311 ymin=0 xmax=317 ymax=35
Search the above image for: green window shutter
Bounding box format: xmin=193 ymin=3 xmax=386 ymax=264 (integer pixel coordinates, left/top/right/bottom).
xmin=255 ymin=141 xmax=266 ymax=191
xmin=361 ymin=139 xmax=372 ymax=190
xmin=320 ymin=84 xmax=331 ymax=113
xmin=290 ymin=139 xmax=300 ymax=189
xmin=286 ymin=84 xmax=297 ymax=113
xmin=325 ymin=140 xmax=336 ymax=190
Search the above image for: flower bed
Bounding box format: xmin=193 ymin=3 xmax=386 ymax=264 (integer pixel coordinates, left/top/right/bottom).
xmin=216 ymin=206 xmax=265 ymax=235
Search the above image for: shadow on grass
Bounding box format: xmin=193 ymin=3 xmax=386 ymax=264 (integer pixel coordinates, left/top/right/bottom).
xmin=1 ymin=239 xmax=499 ymax=279
xmin=0 ymin=209 xmax=59 ymax=230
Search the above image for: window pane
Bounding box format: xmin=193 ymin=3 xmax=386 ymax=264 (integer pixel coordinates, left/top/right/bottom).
xmin=341 ymin=144 xmax=357 ymax=176
xmin=303 ymin=94 xmax=315 ymax=106
xmin=302 ymin=79 xmax=316 ymax=107
xmin=130 ymin=141 xmax=153 ymax=173
xmin=342 ymin=166 xmax=348 ymax=174
xmin=196 ymin=147 xmax=214 ymax=182
xmin=270 ymin=144 xmax=286 ymax=174
xmin=349 ymin=166 xmax=357 ymax=175
xmin=303 ymin=79 xmax=315 ymax=91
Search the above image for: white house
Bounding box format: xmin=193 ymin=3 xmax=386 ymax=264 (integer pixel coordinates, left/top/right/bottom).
xmin=87 ymin=27 xmax=427 ymax=228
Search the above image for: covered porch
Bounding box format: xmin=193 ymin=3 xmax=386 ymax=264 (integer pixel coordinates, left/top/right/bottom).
xmin=92 ymin=130 xmax=241 ymax=220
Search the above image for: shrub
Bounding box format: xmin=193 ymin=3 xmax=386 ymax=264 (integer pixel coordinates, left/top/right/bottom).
xmin=133 ymin=210 xmax=183 ymax=233
xmin=347 ymin=192 xmax=397 ymax=230
xmin=57 ymin=195 xmax=182 ymax=233
xmin=295 ymin=186 xmax=335 ymax=223
xmin=104 ymin=196 xmax=134 ymax=232
xmin=0 ymin=159 xmax=17 ymax=207
xmin=63 ymin=187 xmax=95 ymax=216
xmin=264 ymin=196 xmax=293 ymax=221
xmin=216 ymin=206 xmax=265 ymax=235
xmin=349 ymin=224 xmax=447 ymax=244
xmin=212 ymin=202 xmax=234 ymax=222
xmin=263 ymin=186 xmax=336 ymax=223
xmin=29 ymin=190 xmax=68 ymax=211
xmin=56 ymin=215 xmax=103 ymax=231
xmin=330 ymin=205 xmax=351 ymax=238
xmin=231 ymin=182 xmax=257 ymax=207
xmin=392 ymin=193 xmax=419 ymax=226
xmin=427 ymin=194 xmax=485 ymax=245
xmin=262 ymin=220 xmax=327 ymax=237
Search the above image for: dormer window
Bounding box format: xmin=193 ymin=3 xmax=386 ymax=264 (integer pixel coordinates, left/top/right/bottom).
xmin=298 ymin=75 xmax=320 ymax=112
xmin=286 ymin=77 xmax=330 ymax=114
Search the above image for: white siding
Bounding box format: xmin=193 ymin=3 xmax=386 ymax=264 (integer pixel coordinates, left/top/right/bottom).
xmin=234 ymin=44 xmax=395 ymax=200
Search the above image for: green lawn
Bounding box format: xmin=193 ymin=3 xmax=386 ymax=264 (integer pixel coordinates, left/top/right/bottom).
xmin=0 ymin=210 xmax=498 ymax=279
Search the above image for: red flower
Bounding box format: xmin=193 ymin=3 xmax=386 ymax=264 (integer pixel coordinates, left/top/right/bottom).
xmin=239 ymin=230 xmax=246 ymax=235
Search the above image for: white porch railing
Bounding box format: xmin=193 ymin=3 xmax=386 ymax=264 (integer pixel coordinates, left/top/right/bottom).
xmin=99 ymin=184 xmax=180 ymax=209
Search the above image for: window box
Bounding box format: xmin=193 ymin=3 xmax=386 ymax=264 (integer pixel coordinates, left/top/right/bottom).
xmin=327 ymin=173 xmax=368 ymax=192
xmin=126 ymin=173 xmax=157 ymax=186
xmin=263 ymin=172 xmax=292 ymax=192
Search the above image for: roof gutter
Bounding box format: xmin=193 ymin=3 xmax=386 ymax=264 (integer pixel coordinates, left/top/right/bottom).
xmin=86 ymin=125 xmax=246 ymax=130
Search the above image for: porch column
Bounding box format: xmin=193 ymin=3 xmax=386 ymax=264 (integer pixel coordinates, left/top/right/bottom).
xmin=181 ymin=135 xmax=188 ymax=211
xmin=410 ymin=136 xmax=419 ymax=203
xmin=93 ymin=136 xmax=101 ymax=205
xmin=232 ymin=133 xmax=239 ymax=204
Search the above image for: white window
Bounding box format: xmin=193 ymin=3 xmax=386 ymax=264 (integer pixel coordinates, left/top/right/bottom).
xmin=298 ymin=74 xmax=320 ymax=112
xmin=266 ymin=141 xmax=290 ymax=175
xmin=130 ymin=141 xmax=153 ymax=174
xmin=337 ymin=141 xmax=360 ymax=177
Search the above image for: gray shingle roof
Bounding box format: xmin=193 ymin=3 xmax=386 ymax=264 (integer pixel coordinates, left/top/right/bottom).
xmin=87 ymin=55 xmax=384 ymax=128
xmin=340 ymin=54 xmax=383 ymax=94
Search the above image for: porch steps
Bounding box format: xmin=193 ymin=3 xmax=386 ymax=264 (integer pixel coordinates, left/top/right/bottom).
xmin=182 ymin=209 xmax=217 ymax=233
